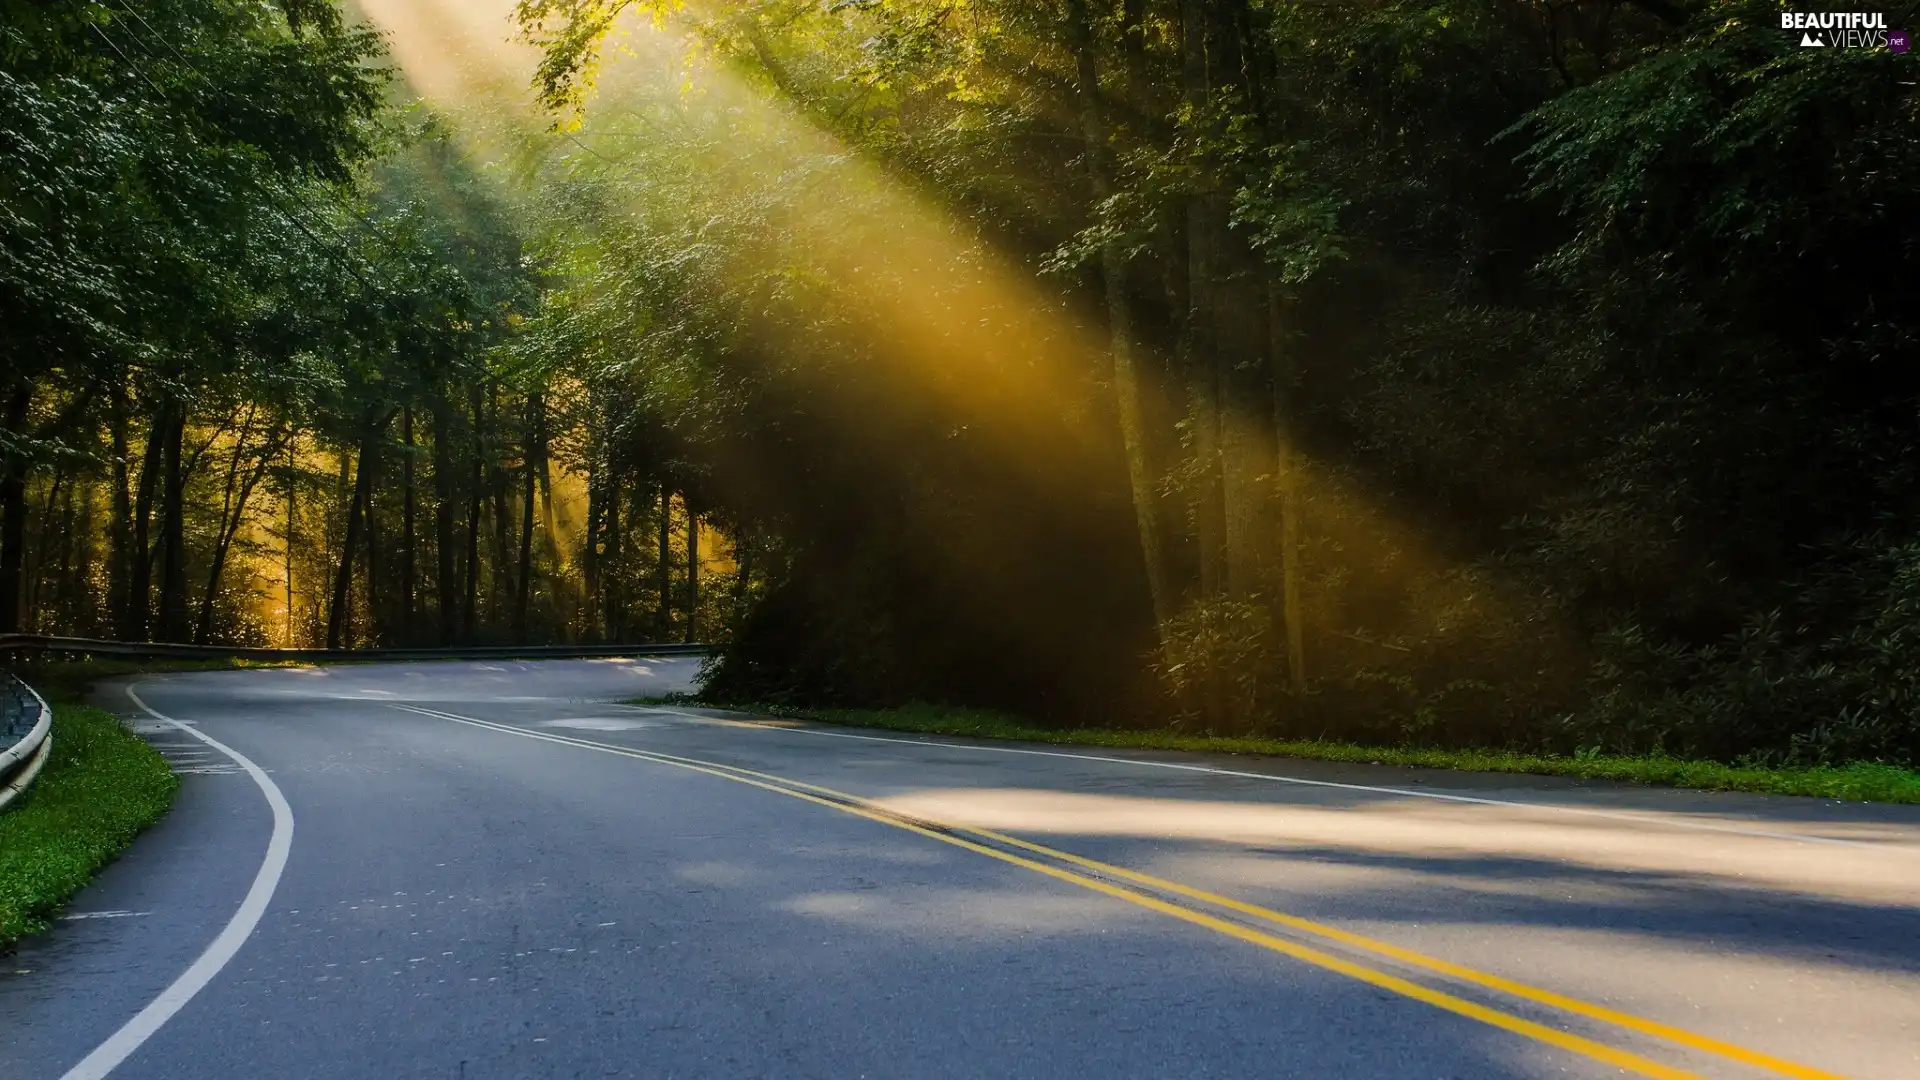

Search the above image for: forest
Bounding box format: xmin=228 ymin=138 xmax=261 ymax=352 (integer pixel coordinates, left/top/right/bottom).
xmin=4 ymin=0 xmax=1917 ymax=767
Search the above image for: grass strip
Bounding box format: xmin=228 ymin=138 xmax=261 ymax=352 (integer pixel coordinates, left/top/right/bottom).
xmin=647 ymin=698 xmax=1920 ymax=804
xmin=0 ymin=704 xmax=179 ymax=949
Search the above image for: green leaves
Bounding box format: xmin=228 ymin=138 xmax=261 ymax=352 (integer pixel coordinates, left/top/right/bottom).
xmin=1230 ymin=145 xmax=1349 ymax=284
xmin=1513 ymin=0 xmax=1920 ymax=298
xmin=512 ymin=0 xmax=648 ymax=120
xmin=0 ymin=0 xmax=392 ymax=404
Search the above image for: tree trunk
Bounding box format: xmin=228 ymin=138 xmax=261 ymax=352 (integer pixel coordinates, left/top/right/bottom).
xmin=44 ymin=479 xmax=69 ymax=631
xmin=26 ymin=468 xmax=67 ymax=630
xmin=1066 ymin=0 xmax=1173 ymax=651
xmin=488 ymin=387 xmax=514 ymax=627
xmin=156 ymin=400 xmax=189 ymax=641
xmin=433 ymin=399 xmax=458 ymax=645
xmin=108 ymin=381 xmax=132 ymax=634
xmin=126 ymin=411 xmax=163 ymax=640
xmin=513 ymin=394 xmax=540 ymax=643
xmin=0 ymin=385 xmax=31 ymax=633
xmin=24 ymin=467 xmax=65 ymax=630
xmin=194 ymin=408 xmax=255 ymax=643
xmin=1186 ymin=247 xmax=1226 ymax=604
xmin=402 ymin=405 xmax=416 ymax=645
xmin=1219 ymin=376 xmax=1266 ymax=599
xmin=1181 ymin=0 xmax=1225 ymax=606
xmin=603 ymin=478 xmax=624 ymax=641
xmin=731 ymin=533 xmax=753 ymax=629
xmin=329 ymin=449 xmax=351 ymax=634
xmin=362 ymin=434 xmax=382 ymax=645
xmin=535 ymin=394 xmax=564 ymax=632
xmin=285 ymin=434 xmax=297 ymax=646
xmin=326 ymin=434 xmax=375 ymax=649
xmin=656 ymin=483 xmax=672 ymax=640
xmin=1270 ymin=282 xmax=1306 ymax=692
xmin=582 ymin=451 xmax=602 ymax=642
xmin=1207 ymin=0 xmax=1266 ymax=602
xmin=197 ymin=430 xmax=279 ymax=644
xmin=69 ymin=482 xmax=92 ymax=633
xmin=685 ymin=509 xmax=699 ymax=644
xmin=464 ymin=472 xmax=482 ymax=642
xmin=536 ymin=425 xmax=559 ymax=564
xmin=465 ymin=387 xmax=485 ymax=642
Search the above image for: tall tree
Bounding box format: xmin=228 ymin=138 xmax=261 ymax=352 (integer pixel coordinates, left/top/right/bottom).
xmin=327 ymin=431 xmax=378 ymax=649
xmin=656 ymin=484 xmax=672 ymax=640
xmin=1065 ymin=0 xmax=1172 ymax=651
xmin=433 ymin=399 xmax=459 ymax=644
xmin=685 ymin=509 xmax=699 ymax=644
xmin=401 ymin=405 xmax=417 ymax=644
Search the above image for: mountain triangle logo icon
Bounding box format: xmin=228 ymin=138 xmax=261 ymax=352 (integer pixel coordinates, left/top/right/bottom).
xmin=1801 ymin=31 xmax=1826 ymax=45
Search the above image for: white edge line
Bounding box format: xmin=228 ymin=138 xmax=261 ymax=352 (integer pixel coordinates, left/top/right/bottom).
xmin=59 ymin=687 xmax=294 ymax=1080
xmin=607 ymin=704 xmax=1903 ymax=852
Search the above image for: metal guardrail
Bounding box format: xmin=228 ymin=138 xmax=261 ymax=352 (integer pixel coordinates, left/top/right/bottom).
xmin=0 ymin=673 xmax=53 ymax=813
xmin=1 ymin=672 xmax=37 ymax=741
xmin=0 ymin=634 xmax=712 ymax=664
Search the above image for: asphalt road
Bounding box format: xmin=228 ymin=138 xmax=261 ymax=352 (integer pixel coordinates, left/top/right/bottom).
xmin=2 ymin=661 xmax=1917 ymax=1079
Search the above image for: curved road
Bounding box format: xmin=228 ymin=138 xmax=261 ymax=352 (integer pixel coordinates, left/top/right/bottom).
xmin=2 ymin=661 xmax=1917 ymax=1078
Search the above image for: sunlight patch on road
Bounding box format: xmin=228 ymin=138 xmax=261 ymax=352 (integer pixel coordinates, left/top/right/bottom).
xmin=873 ymin=787 xmax=1920 ymax=907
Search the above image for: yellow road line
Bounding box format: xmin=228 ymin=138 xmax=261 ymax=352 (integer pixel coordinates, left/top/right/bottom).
xmin=701 ymin=718 xmax=1851 ymax=1080
xmin=969 ymin=826 xmax=1849 ymax=1080
xmin=394 ymin=706 xmax=1736 ymax=1077
xmin=408 ymin=707 xmax=1858 ymax=1076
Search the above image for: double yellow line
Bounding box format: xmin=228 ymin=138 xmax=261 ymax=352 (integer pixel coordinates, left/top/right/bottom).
xmin=392 ymin=704 xmax=1848 ymax=1080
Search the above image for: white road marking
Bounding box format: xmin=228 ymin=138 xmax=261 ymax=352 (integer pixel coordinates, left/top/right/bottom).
xmin=616 ymin=705 xmax=1912 ymax=852
xmin=59 ymin=911 xmax=149 ymax=921
xmin=58 ymin=688 xmax=294 ymax=1080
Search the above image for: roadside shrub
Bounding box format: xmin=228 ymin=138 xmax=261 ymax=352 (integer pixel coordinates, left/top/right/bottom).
xmin=1571 ymin=536 xmax=1920 ymax=765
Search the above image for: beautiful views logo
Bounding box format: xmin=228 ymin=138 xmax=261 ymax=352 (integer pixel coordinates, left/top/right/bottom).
xmin=1780 ymin=11 xmax=1899 ymax=48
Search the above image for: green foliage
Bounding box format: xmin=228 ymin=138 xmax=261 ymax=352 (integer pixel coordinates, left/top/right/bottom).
xmin=16 ymin=0 xmax=1920 ymax=772
xmin=0 ymin=0 xmax=390 ymax=391
xmin=495 ymin=0 xmax=1920 ymax=767
xmin=1575 ymin=536 xmax=1920 ymax=764
xmin=0 ymin=704 xmax=179 ymax=948
xmin=1 ymin=2 xmax=597 ymax=650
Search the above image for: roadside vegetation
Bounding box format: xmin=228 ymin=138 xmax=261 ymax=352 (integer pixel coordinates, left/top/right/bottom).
xmin=0 ymin=704 xmax=178 ymax=949
xmin=652 ymin=698 xmax=1920 ymax=805
xmin=2 ymin=1 xmax=729 ymax=656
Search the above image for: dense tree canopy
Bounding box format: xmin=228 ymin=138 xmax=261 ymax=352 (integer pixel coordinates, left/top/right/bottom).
xmin=0 ymin=0 xmax=722 ymax=653
xmin=7 ymin=0 xmax=1918 ymax=766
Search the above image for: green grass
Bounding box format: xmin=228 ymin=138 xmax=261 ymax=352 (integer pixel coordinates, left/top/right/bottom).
xmin=0 ymin=704 xmax=180 ymax=949
xmin=638 ymin=697 xmax=1920 ymax=804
